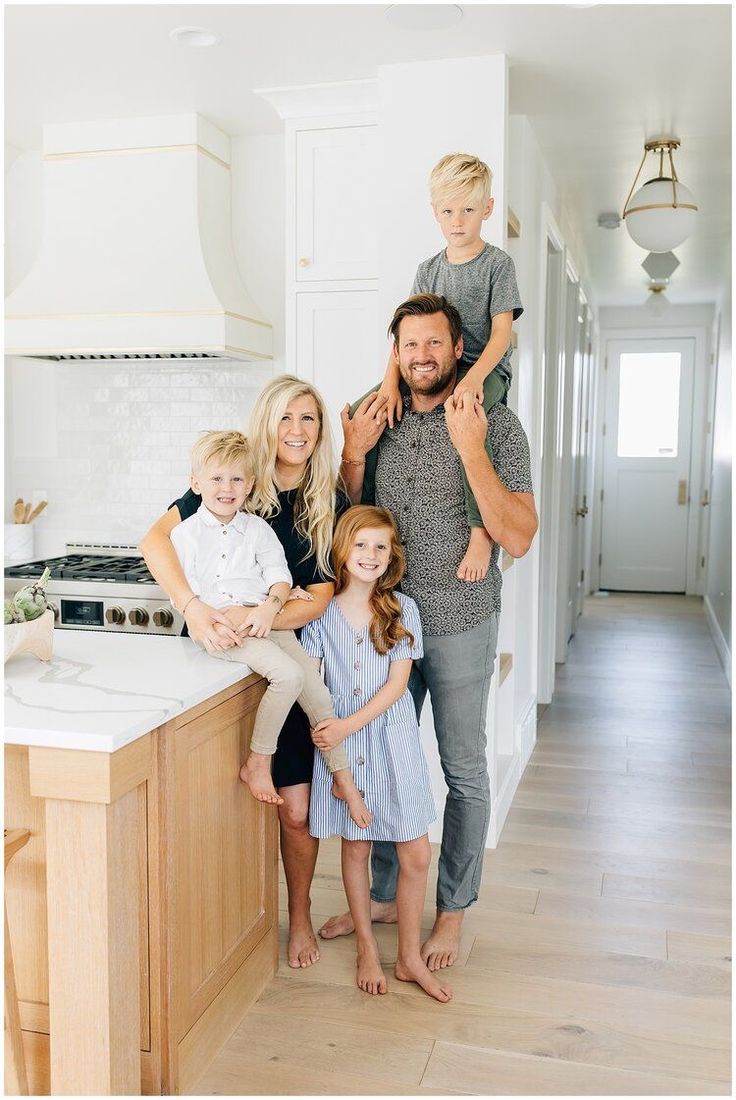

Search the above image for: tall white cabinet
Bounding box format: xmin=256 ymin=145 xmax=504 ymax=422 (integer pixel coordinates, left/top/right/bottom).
xmin=259 ymin=64 xmax=536 ymax=847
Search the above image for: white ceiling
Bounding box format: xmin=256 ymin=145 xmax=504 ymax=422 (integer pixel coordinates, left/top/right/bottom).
xmin=5 ymin=3 xmax=732 ymax=307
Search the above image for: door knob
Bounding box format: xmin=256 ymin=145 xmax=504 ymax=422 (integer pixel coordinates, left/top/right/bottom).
xmin=298 ymin=258 xmax=310 ymax=268
xmin=701 ymin=489 xmax=710 ymax=507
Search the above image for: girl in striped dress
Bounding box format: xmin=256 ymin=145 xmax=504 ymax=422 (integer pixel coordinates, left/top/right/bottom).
xmin=303 ymin=506 xmax=452 ymax=1004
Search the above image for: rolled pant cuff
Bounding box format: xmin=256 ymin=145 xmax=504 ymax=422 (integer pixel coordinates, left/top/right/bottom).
xmin=369 ymin=892 xmax=395 ymax=904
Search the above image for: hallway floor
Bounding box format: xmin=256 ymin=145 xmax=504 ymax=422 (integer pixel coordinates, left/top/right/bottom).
xmin=196 ymin=594 xmax=731 ymax=1095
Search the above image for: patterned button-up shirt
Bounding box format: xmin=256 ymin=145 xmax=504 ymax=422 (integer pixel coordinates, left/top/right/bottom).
xmin=374 ymin=398 xmax=534 ymax=635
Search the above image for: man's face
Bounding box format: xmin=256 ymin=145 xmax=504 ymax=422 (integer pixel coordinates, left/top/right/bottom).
xmin=393 ymin=312 xmax=463 ymax=396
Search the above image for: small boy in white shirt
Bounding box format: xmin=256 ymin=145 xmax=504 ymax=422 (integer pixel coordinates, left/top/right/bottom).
xmin=171 ymin=430 xmax=372 ymax=828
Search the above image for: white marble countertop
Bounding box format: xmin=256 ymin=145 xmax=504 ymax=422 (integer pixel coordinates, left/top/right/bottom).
xmin=5 ymin=631 xmax=256 ymax=753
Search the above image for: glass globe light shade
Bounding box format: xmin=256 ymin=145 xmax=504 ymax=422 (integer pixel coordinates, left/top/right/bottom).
xmin=625 ymin=178 xmax=697 ymax=252
xmin=644 ymin=290 xmax=670 ymax=317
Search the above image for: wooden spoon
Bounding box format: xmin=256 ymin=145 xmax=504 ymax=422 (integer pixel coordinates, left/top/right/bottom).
xmin=22 ymin=503 xmax=32 ymax=524
xmin=12 ymin=498 xmax=25 ymax=524
xmin=26 ymin=501 xmax=48 ymax=523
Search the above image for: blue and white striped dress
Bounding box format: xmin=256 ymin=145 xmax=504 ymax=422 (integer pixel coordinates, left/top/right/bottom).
xmin=302 ymin=592 xmax=436 ymax=842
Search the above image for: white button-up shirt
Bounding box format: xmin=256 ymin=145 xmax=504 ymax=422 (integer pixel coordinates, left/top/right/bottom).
xmin=171 ymin=504 xmax=292 ymax=609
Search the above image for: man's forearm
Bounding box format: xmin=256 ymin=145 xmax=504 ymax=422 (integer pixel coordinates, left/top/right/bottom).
xmin=340 ymin=457 xmax=365 ymax=504
xmin=462 ymin=445 xmax=537 ymax=558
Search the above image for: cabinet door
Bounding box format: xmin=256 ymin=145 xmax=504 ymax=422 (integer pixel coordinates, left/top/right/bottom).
xmin=295 ymin=126 xmax=378 ymax=282
xmin=296 ymin=290 xmax=380 ymax=445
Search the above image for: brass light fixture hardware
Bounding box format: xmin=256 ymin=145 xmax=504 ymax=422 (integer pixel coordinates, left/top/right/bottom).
xmin=622 ymin=138 xmax=698 ymax=252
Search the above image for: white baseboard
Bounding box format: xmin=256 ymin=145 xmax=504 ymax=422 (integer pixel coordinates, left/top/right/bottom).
xmin=704 ymin=596 xmax=732 ymax=687
xmin=486 ymin=694 xmax=537 ymax=848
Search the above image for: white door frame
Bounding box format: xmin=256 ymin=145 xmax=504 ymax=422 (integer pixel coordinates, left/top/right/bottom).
xmin=555 ymin=260 xmax=582 ymax=661
xmin=591 ymin=326 xmax=710 ymax=595
xmin=536 ymin=203 xmax=567 ymax=704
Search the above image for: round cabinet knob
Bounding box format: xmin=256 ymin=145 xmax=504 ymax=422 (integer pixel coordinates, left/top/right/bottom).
xmin=153 ymin=608 xmax=174 ymax=628
xmin=298 ymin=257 xmax=310 ymax=268
xmin=128 ymin=607 xmax=149 ymax=627
xmin=105 ymin=606 xmax=125 ymax=625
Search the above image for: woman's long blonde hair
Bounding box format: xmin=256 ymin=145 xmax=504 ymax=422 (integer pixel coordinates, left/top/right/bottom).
xmin=331 ymin=506 xmax=414 ymax=656
xmin=247 ymin=375 xmax=339 ymax=578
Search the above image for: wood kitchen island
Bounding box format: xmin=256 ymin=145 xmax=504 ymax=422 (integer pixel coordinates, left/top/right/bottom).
xmin=5 ymin=632 xmax=277 ymax=1096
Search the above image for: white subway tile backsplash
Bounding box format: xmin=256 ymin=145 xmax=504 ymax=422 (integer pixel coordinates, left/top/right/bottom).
xmin=7 ymin=357 xmax=270 ymax=544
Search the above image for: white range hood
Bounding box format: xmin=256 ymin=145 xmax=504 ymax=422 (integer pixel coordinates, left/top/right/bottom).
xmin=5 ymin=114 xmax=272 ymax=362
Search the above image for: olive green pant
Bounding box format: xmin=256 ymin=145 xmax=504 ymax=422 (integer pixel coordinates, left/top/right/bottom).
xmin=352 ymin=362 xmax=509 ymax=525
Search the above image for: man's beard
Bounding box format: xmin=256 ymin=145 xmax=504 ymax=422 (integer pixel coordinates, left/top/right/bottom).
xmin=398 ymin=357 xmax=457 ymax=396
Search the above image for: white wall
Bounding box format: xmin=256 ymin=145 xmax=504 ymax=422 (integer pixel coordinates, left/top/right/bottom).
xmin=704 ymin=282 xmax=731 ymax=676
xmin=4 ymin=134 xmax=286 ymax=557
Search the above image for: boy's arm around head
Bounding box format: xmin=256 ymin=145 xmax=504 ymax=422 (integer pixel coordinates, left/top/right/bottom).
xmin=139 ymin=506 xmax=241 ymax=650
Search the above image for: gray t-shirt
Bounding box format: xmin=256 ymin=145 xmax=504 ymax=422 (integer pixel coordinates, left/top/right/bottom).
xmin=412 ymin=243 xmax=523 ymax=382
xmin=374 ymin=397 xmax=534 ymax=636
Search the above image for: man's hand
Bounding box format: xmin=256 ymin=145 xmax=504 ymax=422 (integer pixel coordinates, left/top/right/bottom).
xmin=185 ymin=599 xmax=242 ymax=653
xmin=340 ymin=392 xmax=389 ymax=462
xmin=444 ymin=390 xmax=488 ymax=463
xmin=311 ymin=717 xmax=352 ymax=751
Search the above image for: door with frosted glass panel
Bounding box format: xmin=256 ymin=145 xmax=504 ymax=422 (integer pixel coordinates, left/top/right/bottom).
xmin=601 ymin=339 xmax=695 ymax=591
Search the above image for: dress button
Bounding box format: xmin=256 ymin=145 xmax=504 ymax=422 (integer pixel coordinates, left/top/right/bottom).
xmin=356 ymin=636 xmax=364 ymax=646
xmin=356 ymin=757 xmax=365 ymax=766
xmin=222 ymin=529 xmax=227 ymax=535
xmin=358 ymin=789 xmax=365 ymax=797
xmin=221 ymin=553 xmax=226 ymax=559
xmin=353 ymin=687 xmax=361 ymax=696
xmin=354 ymin=661 xmax=360 ymax=671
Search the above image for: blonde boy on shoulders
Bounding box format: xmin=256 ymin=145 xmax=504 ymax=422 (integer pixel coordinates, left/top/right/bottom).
xmin=357 ymin=152 xmax=523 ymax=582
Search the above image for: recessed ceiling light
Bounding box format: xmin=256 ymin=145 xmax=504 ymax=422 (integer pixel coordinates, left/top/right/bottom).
xmin=170 ymin=26 xmax=221 ymax=48
xmin=384 ymin=5 xmax=463 ymax=31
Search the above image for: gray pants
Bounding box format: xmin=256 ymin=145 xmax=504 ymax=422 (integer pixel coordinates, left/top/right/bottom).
xmin=214 ymin=629 xmax=348 ymax=774
xmin=370 ymin=613 xmax=499 ymax=911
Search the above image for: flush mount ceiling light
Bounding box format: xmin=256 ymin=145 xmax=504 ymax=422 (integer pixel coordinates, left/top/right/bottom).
xmin=644 ymin=283 xmax=671 ymax=316
xmin=169 ymin=26 xmax=221 ymax=47
xmin=622 ymin=138 xmax=698 ymax=253
xmin=384 ymin=5 xmax=463 ymax=30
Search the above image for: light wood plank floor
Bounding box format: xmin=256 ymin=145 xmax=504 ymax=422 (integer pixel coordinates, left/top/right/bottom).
xmin=195 ymin=594 xmax=731 ymax=1095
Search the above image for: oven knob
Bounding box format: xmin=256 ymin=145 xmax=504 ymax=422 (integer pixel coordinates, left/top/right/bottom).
xmin=153 ymin=608 xmax=174 ymax=628
xmin=105 ymin=606 xmax=126 ymax=625
xmin=128 ymin=607 xmax=149 ymax=627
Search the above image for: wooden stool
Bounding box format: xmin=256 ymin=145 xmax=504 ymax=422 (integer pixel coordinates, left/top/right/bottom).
xmin=5 ymin=828 xmax=31 ymax=1096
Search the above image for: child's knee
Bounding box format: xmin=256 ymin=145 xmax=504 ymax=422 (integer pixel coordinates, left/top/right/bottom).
xmin=400 ymin=840 xmax=431 ymax=876
xmin=271 ymin=664 xmax=304 ymax=697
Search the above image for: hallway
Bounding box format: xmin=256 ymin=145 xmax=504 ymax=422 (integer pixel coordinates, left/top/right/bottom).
xmin=196 ymin=594 xmax=731 ymax=1095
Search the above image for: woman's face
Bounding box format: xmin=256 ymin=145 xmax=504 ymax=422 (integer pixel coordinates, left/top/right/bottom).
xmin=276 ymin=394 xmax=321 ymax=473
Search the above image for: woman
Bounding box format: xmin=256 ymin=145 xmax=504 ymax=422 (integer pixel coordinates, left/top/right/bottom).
xmin=140 ymin=374 xmax=352 ymax=969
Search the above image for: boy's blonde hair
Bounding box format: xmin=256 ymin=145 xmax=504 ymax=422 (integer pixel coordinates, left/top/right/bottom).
xmin=191 ymin=430 xmax=254 ymax=480
xmin=429 ymin=153 xmax=493 ymax=208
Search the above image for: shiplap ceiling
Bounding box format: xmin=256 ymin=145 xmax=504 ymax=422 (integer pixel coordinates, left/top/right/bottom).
xmin=4 ymin=2 xmax=731 ymax=306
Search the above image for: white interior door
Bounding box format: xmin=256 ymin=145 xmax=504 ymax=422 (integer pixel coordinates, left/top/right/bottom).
xmin=601 ymin=338 xmax=695 ymax=592
xmin=568 ymin=310 xmax=592 ymax=625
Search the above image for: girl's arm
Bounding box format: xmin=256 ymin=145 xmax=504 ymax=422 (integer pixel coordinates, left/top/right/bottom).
xmin=311 ymin=659 xmax=412 ymax=751
xmin=139 ymin=508 xmax=241 ymax=651
xmin=270 ymin=581 xmax=334 ymax=632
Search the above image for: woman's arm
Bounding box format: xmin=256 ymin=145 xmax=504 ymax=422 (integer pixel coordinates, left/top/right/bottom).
xmin=139 ymin=508 xmax=241 ymax=651
xmin=268 ymin=581 xmax=335 ymax=632
xmin=311 ymin=659 xmax=411 ymax=750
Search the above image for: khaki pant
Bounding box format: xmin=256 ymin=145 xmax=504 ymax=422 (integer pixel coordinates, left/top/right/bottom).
xmin=213 ymin=629 xmax=348 ymax=774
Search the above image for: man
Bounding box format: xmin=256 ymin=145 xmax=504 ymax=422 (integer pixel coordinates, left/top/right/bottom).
xmin=319 ymin=293 xmax=538 ymax=970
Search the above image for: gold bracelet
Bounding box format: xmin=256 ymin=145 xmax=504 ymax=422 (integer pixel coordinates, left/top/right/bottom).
xmin=180 ymin=594 xmax=199 ymax=616
xmin=342 ymin=455 xmax=366 ymax=466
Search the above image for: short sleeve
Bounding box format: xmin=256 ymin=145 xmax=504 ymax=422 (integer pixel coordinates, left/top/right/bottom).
xmin=490 ymin=252 xmax=524 ymax=321
xmin=169 ymin=488 xmax=200 ymax=519
xmin=488 ymin=406 xmax=534 ymax=494
xmin=411 ymin=266 xmax=423 ymax=295
xmin=389 ymin=595 xmax=424 ymax=662
xmin=299 ymin=617 xmax=323 ymax=659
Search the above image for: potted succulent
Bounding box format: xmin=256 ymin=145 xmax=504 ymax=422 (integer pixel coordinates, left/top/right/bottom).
xmin=4 ymin=567 xmax=54 ymax=663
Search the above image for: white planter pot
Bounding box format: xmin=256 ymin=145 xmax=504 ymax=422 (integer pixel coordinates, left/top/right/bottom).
xmin=4 ymin=609 xmax=54 ymax=664
xmin=4 ymin=524 xmax=34 ymax=564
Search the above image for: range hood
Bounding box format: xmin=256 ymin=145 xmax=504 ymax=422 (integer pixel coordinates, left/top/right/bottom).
xmin=5 ymin=115 xmax=272 ymax=362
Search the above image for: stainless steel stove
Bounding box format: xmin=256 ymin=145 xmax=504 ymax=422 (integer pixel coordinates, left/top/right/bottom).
xmin=4 ymin=543 xmax=184 ymax=634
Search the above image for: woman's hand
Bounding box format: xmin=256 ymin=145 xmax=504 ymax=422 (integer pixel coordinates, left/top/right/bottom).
xmin=311 ymin=717 xmax=352 ymax=751
xmin=185 ymin=599 xmax=241 ymax=653
xmin=286 ymin=586 xmax=315 ymax=604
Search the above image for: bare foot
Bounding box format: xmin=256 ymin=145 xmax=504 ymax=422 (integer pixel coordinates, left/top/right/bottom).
xmin=395 ymin=956 xmax=453 ymax=1003
xmin=287 ymin=917 xmax=321 ymax=969
xmin=239 ymin=752 xmax=284 ymax=805
xmin=332 ymin=770 xmax=373 ymax=828
xmin=318 ymin=899 xmax=397 ymax=940
xmin=456 ymin=527 xmax=493 ymax=582
xmin=356 ymin=940 xmax=387 ymax=995
xmin=421 ymin=910 xmax=463 ymax=971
